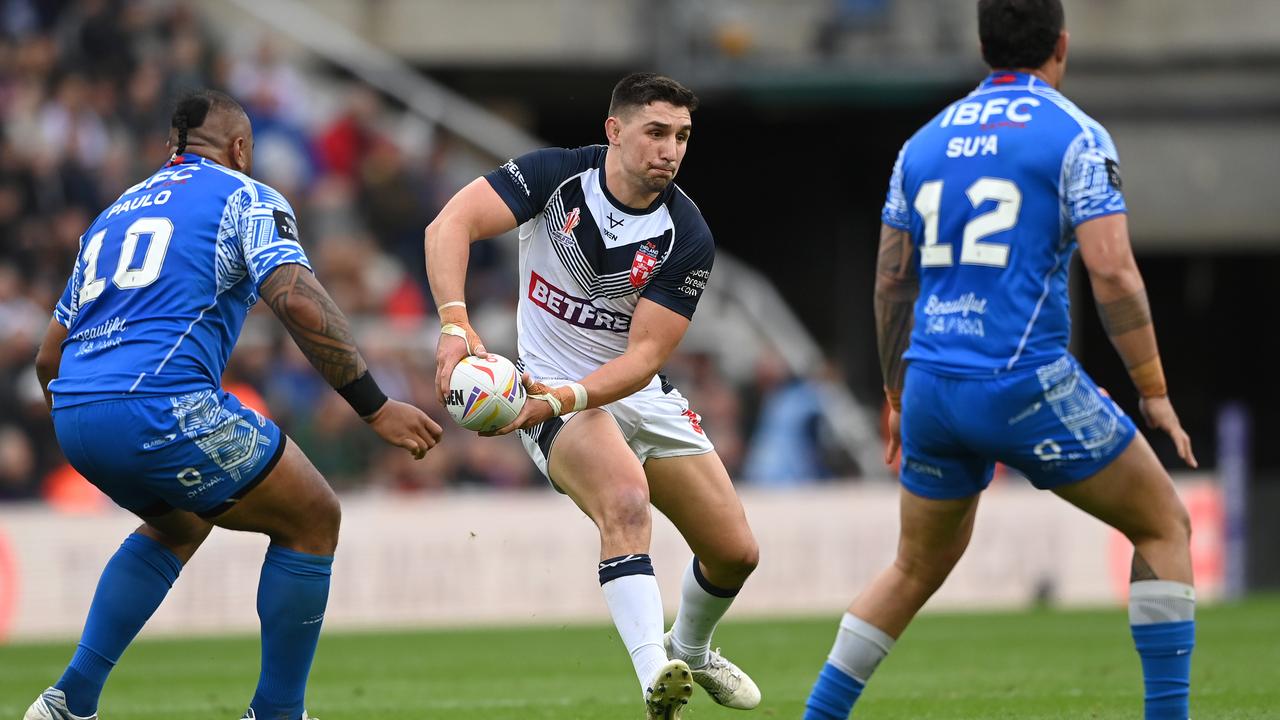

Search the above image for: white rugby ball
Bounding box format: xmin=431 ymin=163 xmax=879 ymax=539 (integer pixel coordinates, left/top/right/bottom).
xmin=446 ymin=354 xmax=527 ymax=432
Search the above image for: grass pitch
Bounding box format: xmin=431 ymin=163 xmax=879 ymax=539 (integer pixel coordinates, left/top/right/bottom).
xmin=2 ymin=597 xmax=1277 ymax=719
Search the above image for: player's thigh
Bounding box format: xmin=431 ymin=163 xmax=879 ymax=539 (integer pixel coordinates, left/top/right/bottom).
xmin=896 ymin=486 xmax=980 ymax=579
xmin=1051 ymin=433 xmax=1190 ymax=547
xmin=646 ymin=451 xmax=757 ymax=572
xmin=135 ymin=510 xmax=214 ymax=564
xmin=212 ymin=436 xmax=341 ymax=555
xmin=545 ymin=408 xmax=649 ymax=526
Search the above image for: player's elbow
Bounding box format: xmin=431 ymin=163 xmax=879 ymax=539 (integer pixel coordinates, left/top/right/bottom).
xmin=875 ymin=274 xmax=919 ymax=304
xmin=1085 ymin=260 xmax=1143 ymax=295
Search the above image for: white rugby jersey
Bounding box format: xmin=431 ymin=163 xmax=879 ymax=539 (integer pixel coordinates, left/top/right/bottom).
xmin=484 ymin=145 xmax=715 ymax=381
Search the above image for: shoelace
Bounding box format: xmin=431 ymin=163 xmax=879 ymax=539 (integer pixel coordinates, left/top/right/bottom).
xmin=704 ymin=648 xmax=742 ymax=690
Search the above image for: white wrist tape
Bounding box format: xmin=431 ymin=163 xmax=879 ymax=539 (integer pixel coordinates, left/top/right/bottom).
xmin=531 ymin=391 xmax=562 ymax=416
xmin=568 ymin=382 xmax=588 ymax=413
xmin=439 ymin=322 xmax=472 ymax=354
xmin=438 ymin=301 xmax=467 ymax=311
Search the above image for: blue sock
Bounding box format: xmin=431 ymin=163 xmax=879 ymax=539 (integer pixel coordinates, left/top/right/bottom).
xmin=56 ymin=533 xmax=182 ymax=717
xmin=1132 ymin=620 xmax=1195 ymax=719
xmin=804 ymin=662 xmax=865 ymax=720
xmin=249 ymin=545 xmax=333 ymax=720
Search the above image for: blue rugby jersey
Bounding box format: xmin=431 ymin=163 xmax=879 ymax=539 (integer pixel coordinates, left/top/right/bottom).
xmin=50 ymin=154 xmax=310 ymax=406
xmin=882 ymin=72 xmax=1126 ymax=376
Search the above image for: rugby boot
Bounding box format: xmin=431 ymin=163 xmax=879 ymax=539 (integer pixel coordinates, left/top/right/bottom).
xmin=239 ymin=710 xmax=317 ymax=719
xmin=23 ymin=688 xmax=97 ymax=720
xmin=644 ymin=659 xmax=694 ymax=720
xmin=664 ymin=631 xmax=762 ymax=710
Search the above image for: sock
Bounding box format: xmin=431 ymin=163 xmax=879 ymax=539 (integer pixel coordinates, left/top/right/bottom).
xmin=669 ymin=557 xmax=740 ymax=668
xmin=1130 ymin=580 xmax=1195 ymax=720
xmin=55 ymin=533 xmax=182 ymax=717
xmin=803 ymin=613 xmax=896 ymax=720
xmin=599 ymin=554 xmax=668 ymax=695
xmin=249 ymin=545 xmax=333 ymax=720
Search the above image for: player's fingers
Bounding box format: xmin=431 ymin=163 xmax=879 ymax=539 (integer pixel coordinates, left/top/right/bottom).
xmin=1176 ymin=428 xmax=1198 ymax=469
xmin=422 ymin=414 xmax=444 ymax=440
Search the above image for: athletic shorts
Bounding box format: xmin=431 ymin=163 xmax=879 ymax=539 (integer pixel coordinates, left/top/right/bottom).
xmin=900 ymin=354 xmax=1136 ymax=500
xmin=517 ymin=365 xmax=714 ymax=491
xmin=52 ymin=389 xmax=285 ymax=517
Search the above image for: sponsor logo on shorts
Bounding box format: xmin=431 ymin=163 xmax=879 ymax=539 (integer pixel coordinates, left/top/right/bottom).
xmin=681 ymin=409 xmax=704 ymax=435
xmin=907 ymin=460 xmax=944 ymax=479
xmin=528 ymin=271 xmax=631 ymax=332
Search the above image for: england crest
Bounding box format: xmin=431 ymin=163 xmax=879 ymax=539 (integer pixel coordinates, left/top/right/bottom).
xmin=630 ymin=241 xmax=660 ymax=288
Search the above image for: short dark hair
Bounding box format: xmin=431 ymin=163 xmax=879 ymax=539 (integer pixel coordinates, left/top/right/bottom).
xmin=608 ymin=72 xmax=699 ymax=117
xmin=170 ymin=89 xmax=246 ymax=154
xmin=978 ymin=0 xmax=1064 ymax=70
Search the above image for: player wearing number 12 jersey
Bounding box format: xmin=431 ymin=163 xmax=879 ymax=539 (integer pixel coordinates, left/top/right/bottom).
xmin=803 ymin=2 xmax=1198 ymax=719
xmin=26 ymin=90 xmax=439 ymax=720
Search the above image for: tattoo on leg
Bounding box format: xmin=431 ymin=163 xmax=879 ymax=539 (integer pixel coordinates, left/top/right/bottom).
xmin=1131 ymin=550 xmax=1159 ymax=582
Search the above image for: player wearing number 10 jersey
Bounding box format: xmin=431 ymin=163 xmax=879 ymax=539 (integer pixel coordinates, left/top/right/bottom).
xmin=803 ymin=2 xmax=1198 ymax=719
xmin=26 ymin=90 xmax=438 ymax=720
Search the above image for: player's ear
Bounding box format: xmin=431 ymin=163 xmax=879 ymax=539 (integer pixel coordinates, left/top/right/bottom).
xmin=1055 ymin=30 xmax=1069 ymax=64
xmin=230 ymin=136 xmax=249 ymax=173
xmin=605 ymin=116 xmax=623 ymax=147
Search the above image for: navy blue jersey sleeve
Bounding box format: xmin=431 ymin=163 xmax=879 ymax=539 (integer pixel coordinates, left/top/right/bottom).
xmin=642 ymin=211 xmax=715 ymax=320
xmin=484 ymin=146 xmax=601 ymax=224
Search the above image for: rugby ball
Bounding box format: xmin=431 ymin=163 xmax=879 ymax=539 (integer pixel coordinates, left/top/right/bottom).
xmin=446 ymin=354 xmax=527 ymax=432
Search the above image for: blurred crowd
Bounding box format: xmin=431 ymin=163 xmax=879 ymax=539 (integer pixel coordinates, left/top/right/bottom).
xmin=0 ymin=0 xmax=851 ymax=507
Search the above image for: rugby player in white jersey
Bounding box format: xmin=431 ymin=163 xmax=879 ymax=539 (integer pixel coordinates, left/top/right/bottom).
xmin=425 ymin=73 xmax=760 ymax=720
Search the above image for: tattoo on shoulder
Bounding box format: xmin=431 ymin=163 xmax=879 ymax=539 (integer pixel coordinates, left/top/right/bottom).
xmin=1099 ymin=290 xmax=1152 ymax=336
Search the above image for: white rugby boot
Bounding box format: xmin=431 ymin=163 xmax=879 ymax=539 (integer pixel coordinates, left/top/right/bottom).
xmin=239 ymin=710 xmax=317 ymax=719
xmin=644 ymin=658 xmax=694 ymax=720
xmin=664 ymin=631 xmax=762 ymax=710
xmin=23 ymin=688 xmax=97 ymax=720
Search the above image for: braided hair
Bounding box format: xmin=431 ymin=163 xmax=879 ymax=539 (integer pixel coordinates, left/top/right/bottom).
xmin=169 ymin=89 xmax=246 ymax=157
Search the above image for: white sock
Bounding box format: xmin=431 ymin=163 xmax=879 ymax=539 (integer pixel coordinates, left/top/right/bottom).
xmin=602 ymin=572 xmax=669 ymax=694
xmin=1129 ymin=580 xmax=1196 ymax=624
xmin=828 ymin=613 xmax=896 ymax=683
xmin=669 ymin=558 xmax=739 ymax=668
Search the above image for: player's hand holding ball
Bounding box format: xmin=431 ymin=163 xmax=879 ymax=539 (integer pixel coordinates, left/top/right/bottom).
xmin=433 ymin=302 xmax=491 ymax=404
xmin=445 ymin=354 xmax=527 ymax=433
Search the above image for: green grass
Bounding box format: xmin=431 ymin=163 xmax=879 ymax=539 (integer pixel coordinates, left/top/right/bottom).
xmin=3 ymin=597 xmax=1278 ymax=719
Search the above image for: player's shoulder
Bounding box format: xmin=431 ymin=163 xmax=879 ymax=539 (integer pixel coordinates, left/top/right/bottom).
xmin=1026 ymin=85 xmax=1118 ymax=153
xmin=666 ymin=183 xmax=713 ymax=243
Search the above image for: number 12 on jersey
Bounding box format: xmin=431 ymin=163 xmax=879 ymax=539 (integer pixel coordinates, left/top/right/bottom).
xmin=914 ymin=177 xmax=1021 ymax=269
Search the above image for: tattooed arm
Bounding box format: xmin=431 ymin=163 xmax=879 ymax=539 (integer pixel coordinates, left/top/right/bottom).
xmin=259 ymin=263 xmax=368 ymax=390
xmin=258 ymin=263 xmax=444 ymax=458
xmin=1077 ymin=213 xmax=1196 ymax=467
xmin=874 ymin=223 xmax=919 ymax=408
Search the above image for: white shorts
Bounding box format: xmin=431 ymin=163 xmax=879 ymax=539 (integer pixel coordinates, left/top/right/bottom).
xmin=517 ymin=370 xmax=715 ymax=490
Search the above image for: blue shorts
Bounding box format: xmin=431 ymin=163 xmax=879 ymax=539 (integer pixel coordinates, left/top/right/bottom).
xmin=900 ymin=355 xmax=1136 ymax=500
xmin=53 ymin=389 xmax=285 ymax=517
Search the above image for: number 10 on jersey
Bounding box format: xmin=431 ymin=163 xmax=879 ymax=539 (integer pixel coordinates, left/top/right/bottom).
xmin=914 ymin=178 xmax=1021 ymax=269
xmin=78 ymin=217 xmax=175 ymax=305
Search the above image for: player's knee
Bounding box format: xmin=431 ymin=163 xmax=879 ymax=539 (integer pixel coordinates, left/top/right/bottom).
xmin=306 ymin=484 xmax=342 ymax=554
xmin=595 ymin=481 xmax=651 ymax=534
xmin=725 ymin=535 xmax=760 ymax=579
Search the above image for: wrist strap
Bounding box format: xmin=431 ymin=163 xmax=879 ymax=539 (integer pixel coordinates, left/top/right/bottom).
xmin=438 ymin=301 xmax=466 ymax=312
xmin=1130 ymin=356 xmax=1168 ymax=398
xmin=568 ymin=382 xmax=588 ymax=413
xmin=440 ymin=322 xmax=472 ymax=355
xmin=337 ymin=370 xmax=389 ymax=419
xmin=531 ymin=390 xmax=562 ymax=417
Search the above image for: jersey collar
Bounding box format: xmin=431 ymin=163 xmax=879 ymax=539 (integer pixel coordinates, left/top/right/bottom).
xmin=598 ymin=150 xmax=673 ymax=216
xmin=978 ymin=71 xmax=1051 ymax=91
xmin=165 ymin=153 xmax=200 ymax=167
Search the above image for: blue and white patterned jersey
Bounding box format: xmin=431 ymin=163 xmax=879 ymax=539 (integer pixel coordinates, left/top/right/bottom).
xmin=50 ymin=154 xmax=310 ymax=406
xmin=882 ymin=72 xmax=1127 ymax=376
xmin=484 ymin=145 xmax=714 ymax=380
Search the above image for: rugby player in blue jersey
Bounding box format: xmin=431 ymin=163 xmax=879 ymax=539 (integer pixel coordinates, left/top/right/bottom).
xmin=803 ymin=2 xmax=1197 ymax=718
xmin=25 ymin=90 xmax=441 ymax=720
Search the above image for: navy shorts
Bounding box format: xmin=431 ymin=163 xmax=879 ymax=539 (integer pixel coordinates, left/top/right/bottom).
xmin=53 ymin=389 xmax=285 ymax=517
xmin=900 ymin=354 xmax=1136 ymax=500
